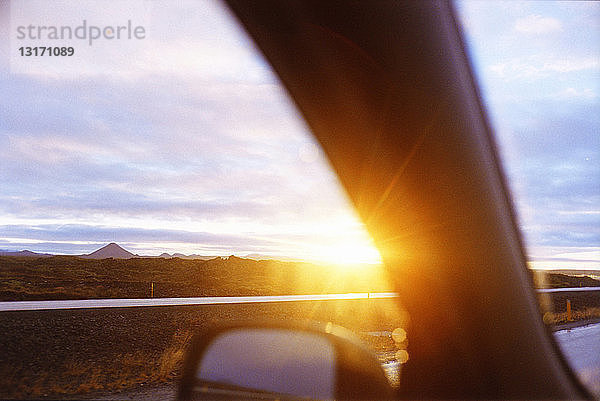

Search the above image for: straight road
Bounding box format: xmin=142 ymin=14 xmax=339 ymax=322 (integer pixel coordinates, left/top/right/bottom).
xmin=2 ymin=287 xmax=596 ymax=312
xmin=537 ymin=287 xmax=600 ymax=293
xmin=0 ymin=292 xmax=399 ymax=312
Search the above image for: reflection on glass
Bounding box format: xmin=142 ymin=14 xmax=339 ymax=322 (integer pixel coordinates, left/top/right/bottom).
xmin=391 ymin=327 xmax=407 ymax=344
xmin=197 ymin=329 xmax=336 ymax=400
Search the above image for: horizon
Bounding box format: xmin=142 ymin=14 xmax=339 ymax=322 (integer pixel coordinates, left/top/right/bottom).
xmin=1 ymin=0 xmax=598 ymax=270
xmin=1 ymin=242 xmax=599 ymax=272
xmin=0 ymin=242 xmax=384 ymax=266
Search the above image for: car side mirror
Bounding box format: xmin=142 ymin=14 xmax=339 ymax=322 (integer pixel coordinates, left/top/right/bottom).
xmin=177 ymin=321 xmax=394 ymax=400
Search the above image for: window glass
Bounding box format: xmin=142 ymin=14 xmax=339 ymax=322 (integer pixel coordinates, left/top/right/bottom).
xmin=456 ymin=1 xmax=600 ymax=396
xmin=0 ymin=1 xmax=406 ymax=398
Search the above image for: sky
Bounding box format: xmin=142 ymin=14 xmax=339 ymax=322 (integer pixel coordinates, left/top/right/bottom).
xmin=456 ymin=1 xmax=599 ymax=270
xmin=0 ymin=0 xmax=382 ymax=264
xmin=0 ymin=1 xmax=598 ymax=269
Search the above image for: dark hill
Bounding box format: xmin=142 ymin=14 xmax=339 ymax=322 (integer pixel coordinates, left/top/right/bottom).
xmin=82 ymin=243 xmax=136 ymax=259
xmin=0 ymin=250 xmax=52 ymax=258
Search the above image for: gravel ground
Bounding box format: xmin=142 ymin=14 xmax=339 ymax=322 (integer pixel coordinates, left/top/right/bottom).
xmin=90 ymin=383 xmax=177 ymax=401
xmin=0 ymin=299 xmax=404 ymax=399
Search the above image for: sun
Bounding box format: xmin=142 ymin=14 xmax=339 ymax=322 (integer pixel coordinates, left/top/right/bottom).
xmin=309 ymin=240 xmax=383 ymax=266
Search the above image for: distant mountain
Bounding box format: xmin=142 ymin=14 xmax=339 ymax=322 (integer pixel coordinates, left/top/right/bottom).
xmin=185 ymin=254 xmax=215 ymax=260
xmin=153 ymin=252 xmax=214 ymax=260
xmin=0 ymin=250 xmax=53 ymax=258
xmin=82 ymin=243 xmax=137 ymax=259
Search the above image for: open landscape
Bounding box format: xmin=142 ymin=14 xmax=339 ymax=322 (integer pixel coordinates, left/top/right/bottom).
xmin=0 ymin=247 xmax=404 ymax=399
xmin=0 ymin=254 xmax=393 ymax=301
xmin=0 ymin=299 xmax=405 ymax=399
xmin=532 ymin=271 xmax=600 ymax=324
xmin=0 ymin=246 xmax=599 ymax=399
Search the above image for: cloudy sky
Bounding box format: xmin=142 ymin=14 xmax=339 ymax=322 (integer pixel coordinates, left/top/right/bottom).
xmin=0 ymin=0 xmax=382 ymax=264
xmin=0 ymin=1 xmax=598 ymax=269
xmin=456 ymin=1 xmax=599 ymax=270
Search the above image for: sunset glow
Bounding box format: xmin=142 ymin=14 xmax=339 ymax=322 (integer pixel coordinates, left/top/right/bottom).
xmin=306 ymin=241 xmax=383 ymax=266
xmin=0 ymin=0 xmax=598 ymax=271
xmin=0 ymin=0 xmax=386 ymax=263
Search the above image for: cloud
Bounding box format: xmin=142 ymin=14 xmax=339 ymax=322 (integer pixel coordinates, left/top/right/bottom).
xmin=514 ymin=14 xmax=562 ymax=34
xmin=530 ymin=257 xmax=600 ymax=264
xmin=0 ymin=65 xmax=362 ymax=258
xmin=558 ymin=210 xmax=600 ymax=216
xmin=553 ymin=87 xmax=597 ymax=100
xmin=493 ymin=99 xmax=600 ymax=255
xmin=456 ymin=1 xmax=600 ymax=269
xmin=489 ymin=56 xmax=599 ymax=80
xmin=2 ymin=1 xmax=598 ymax=267
xmin=0 ymin=221 xmax=375 ymax=260
xmin=0 ymin=68 xmax=341 ymax=225
xmin=527 ymin=246 xmax=600 ymax=270
xmin=0 ymin=224 xmax=274 ymax=247
xmin=7 ymin=0 xmax=274 ymax=78
xmin=0 ymin=0 xmax=373 ymax=260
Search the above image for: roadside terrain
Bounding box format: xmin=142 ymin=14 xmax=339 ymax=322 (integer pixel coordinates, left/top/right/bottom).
xmin=0 ymin=255 xmax=392 ymax=301
xmin=0 ymin=255 xmax=598 ymax=399
xmin=532 ymin=272 xmax=600 ymax=324
xmin=0 ymin=300 xmax=403 ymax=399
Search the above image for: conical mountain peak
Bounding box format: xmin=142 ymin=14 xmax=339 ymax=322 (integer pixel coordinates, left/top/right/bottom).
xmin=84 ymin=243 xmax=136 ymax=259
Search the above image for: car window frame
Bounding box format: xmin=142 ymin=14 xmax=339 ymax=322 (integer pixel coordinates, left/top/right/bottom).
xmin=223 ymin=0 xmax=592 ymax=398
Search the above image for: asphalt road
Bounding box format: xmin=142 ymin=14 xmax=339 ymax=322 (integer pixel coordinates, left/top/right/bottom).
xmin=554 ymin=322 xmax=600 ymax=397
xmin=2 ymin=287 xmax=595 ymax=312
xmin=0 ymin=293 xmax=399 ymax=311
